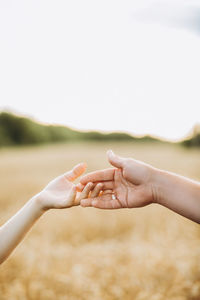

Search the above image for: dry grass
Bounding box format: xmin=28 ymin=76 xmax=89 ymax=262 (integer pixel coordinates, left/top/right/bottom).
xmin=0 ymin=142 xmax=200 ymax=300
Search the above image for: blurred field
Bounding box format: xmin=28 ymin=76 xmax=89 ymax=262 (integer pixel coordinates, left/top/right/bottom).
xmin=0 ymin=142 xmax=200 ymax=300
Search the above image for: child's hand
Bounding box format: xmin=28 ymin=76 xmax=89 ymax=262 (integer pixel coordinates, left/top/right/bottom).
xmin=37 ymin=163 xmax=99 ymax=211
xmin=79 ymin=151 xmax=157 ymax=209
xmin=0 ymin=162 xmax=104 ymax=264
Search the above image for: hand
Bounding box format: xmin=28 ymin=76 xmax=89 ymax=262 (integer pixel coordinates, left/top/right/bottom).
xmin=36 ymin=163 xmax=102 ymax=211
xmin=79 ymin=150 xmax=157 ymax=209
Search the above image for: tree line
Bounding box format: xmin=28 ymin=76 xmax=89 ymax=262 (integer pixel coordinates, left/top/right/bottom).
xmin=0 ymin=112 xmax=199 ymax=147
xmin=0 ymin=112 xmax=158 ymax=147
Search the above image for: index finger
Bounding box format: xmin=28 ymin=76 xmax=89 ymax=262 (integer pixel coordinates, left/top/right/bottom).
xmin=80 ymin=168 xmax=115 ymax=185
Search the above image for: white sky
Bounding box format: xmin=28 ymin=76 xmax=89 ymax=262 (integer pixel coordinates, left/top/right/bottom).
xmin=0 ymin=0 xmax=200 ymax=141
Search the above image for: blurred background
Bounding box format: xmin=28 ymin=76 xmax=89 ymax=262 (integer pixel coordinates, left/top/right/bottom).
xmin=0 ymin=0 xmax=200 ymax=299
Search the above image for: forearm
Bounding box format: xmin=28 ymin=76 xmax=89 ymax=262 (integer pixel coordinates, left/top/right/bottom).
xmin=0 ymin=195 xmax=44 ymax=264
xmin=154 ymin=169 xmax=200 ymax=223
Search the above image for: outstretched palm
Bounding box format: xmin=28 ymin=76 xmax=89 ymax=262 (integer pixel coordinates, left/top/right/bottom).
xmin=79 ymin=150 xmax=155 ymax=209
xmin=41 ymin=174 xmax=78 ymax=209
xmin=80 ymin=168 xmax=152 ymax=209
xmin=38 ymin=163 xmax=95 ymax=210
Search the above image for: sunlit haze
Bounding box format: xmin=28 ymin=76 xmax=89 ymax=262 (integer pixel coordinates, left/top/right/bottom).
xmin=0 ymin=0 xmax=200 ymax=141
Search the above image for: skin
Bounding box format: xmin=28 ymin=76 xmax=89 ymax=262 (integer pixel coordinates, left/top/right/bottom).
xmin=79 ymin=150 xmax=200 ymax=223
xmin=0 ymin=163 xmax=101 ymax=264
xmin=2 ymin=151 xmax=200 ymax=263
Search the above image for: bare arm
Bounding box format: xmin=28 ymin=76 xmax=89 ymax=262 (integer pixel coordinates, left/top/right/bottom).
xmin=0 ymin=163 xmax=99 ymax=264
xmin=0 ymin=196 xmax=44 ymax=264
xmin=153 ymin=168 xmax=200 ymax=223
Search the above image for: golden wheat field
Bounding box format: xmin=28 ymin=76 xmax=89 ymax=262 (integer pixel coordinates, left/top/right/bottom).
xmin=0 ymin=142 xmax=200 ymax=300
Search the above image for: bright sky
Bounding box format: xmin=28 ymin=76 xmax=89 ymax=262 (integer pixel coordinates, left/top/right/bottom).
xmin=0 ymin=0 xmax=200 ymax=141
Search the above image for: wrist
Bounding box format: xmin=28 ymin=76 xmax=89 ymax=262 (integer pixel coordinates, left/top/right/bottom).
xmin=31 ymin=193 xmax=48 ymax=215
xmin=150 ymin=167 xmax=166 ymax=205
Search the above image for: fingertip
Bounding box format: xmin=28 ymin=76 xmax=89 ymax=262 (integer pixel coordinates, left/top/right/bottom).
xmin=91 ymin=200 xmax=98 ymax=206
xmin=80 ymin=199 xmax=85 ymax=207
xmin=107 ymin=150 xmax=124 ymax=169
xmin=84 ymin=182 xmax=93 ymax=191
xmin=107 ymin=149 xmax=114 ymax=157
xmin=74 ymin=162 xmax=87 ymax=173
xmin=107 ymin=150 xmax=116 ymax=164
xmin=80 ymin=176 xmax=87 ymax=185
xmin=80 ymin=199 xmax=89 ymax=207
xmin=80 ymin=178 xmax=84 ymax=185
xmin=80 ymin=162 xmax=87 ymax=170
xmin=76 ymin=183 xmax=84 ymax=192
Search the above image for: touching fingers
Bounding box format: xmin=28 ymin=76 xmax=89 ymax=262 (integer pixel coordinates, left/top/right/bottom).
xmin=76 ymin=182 xmax=85 ymax=192
xmin=101 ymin=181 xmax=114 ymax=190
xmin=81 ymin=194 xmax=122 ymax=209
xmin=80 ymin=198 xmax=93 ymax=207
xmin=90 ymin=183 xmax=103 ymax=198
xmin=77 ymin=183 xmax=103 ymax=206
xmin=103 ymin=190 xmax=113 ymax=194
xmin=75 ymin=182 xmax=93 ymax=205
xmin=81 ymin=194 xmax=111 ymax=207
xmin=77 ymin=181 xmax=114 ymax=192
xmin=92 ymin=198 xmax=122 ymax=209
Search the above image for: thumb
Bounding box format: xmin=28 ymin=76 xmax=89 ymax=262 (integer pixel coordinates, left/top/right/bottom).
xmin=107 ymin=150 xmax=125 ymax=168
xmin=64 ymin=163 xmax=87 ymax=182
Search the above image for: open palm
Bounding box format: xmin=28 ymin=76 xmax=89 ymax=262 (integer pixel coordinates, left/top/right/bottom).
xmin=79 ymin=150 xmax=155 ymax=209
xmin=38 ymin=163 xmax=94 ymax=210
xmin=80 ymin=167 xmax=153 ymax=209
xmin=41 ymin=174 xmax=78 ymax=209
